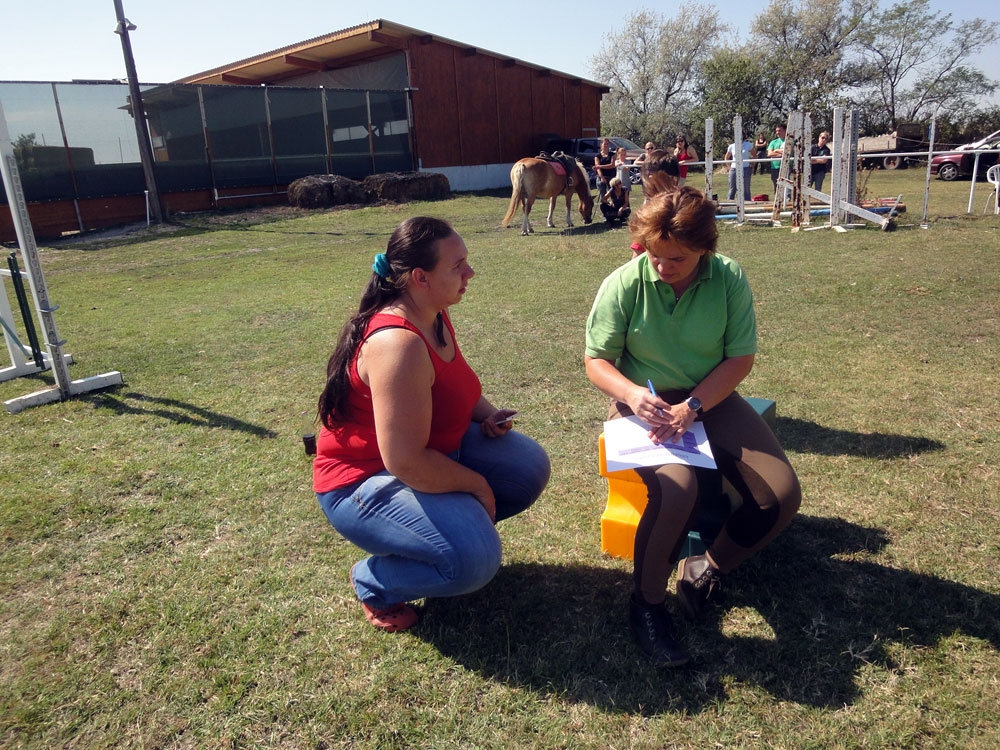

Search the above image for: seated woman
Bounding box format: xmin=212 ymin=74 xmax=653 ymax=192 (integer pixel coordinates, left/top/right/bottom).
xmin=314 ymin=216 xmax=551 ymax=632
xmin=600 ymin=177 xmax=632 ymax=224
xmin=584 ymin=188 xmax=801 ymax=667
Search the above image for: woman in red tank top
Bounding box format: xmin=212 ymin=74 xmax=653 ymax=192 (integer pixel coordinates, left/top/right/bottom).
xmin=313 ymin=217 xmax=550 ymax=632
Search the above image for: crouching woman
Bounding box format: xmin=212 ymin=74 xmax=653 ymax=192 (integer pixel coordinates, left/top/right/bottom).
xmin=314 ymin=216 xmax=550 ymax=632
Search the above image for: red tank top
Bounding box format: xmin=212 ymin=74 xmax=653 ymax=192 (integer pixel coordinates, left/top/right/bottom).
xmin=313 ymin=311 xmax=482 ymax=491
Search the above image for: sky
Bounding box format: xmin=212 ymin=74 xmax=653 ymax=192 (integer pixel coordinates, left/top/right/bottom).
xmin=1 ymin=0 xmax=997 ymax=96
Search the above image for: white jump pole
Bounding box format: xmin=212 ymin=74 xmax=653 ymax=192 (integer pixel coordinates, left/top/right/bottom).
xmin=0 ymin=99 xmax=123 ymax=413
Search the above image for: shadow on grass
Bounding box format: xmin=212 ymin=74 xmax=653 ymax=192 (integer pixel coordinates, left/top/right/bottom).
xmin=413 ymin=514 xmax=999 ymax=714
xmin=774 ymin=416 xmax=944 ymax=458
xmin=86 ymin=390 xmax=278 ymax=438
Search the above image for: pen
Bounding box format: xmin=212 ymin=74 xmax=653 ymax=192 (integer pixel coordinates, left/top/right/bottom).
xmin=647 ymin=379 xmax=663 ymax=416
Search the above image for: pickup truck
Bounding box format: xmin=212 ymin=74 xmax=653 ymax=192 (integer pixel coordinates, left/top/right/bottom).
xmin=543 ymin=136 xmax=644 ymax=184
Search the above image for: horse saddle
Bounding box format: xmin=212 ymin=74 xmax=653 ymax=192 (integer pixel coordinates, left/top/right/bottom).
xmin=537 ymin=151 xmax=576 ymax=189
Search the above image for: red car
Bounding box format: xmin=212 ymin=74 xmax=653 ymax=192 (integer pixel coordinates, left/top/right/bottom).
xmin=930 ymin=129 xmax=1000 ymax=181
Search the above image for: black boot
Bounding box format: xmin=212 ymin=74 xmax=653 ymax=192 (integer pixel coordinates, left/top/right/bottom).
xmin=629 ymin=594 xmax=690 ymax=667
xmin=676 ymin=554 xmax=723 ymax=620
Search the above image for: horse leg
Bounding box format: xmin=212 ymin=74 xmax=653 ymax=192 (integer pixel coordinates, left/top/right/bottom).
xmin=564 ymin=193 xmax=574 ymax=228
xmin=522 ymin=197 xmax=535 ymax=236
xmin=545 ymin=198 xmax=557 ymax=228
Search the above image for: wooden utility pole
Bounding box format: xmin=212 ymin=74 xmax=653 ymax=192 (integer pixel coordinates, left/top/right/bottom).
xmin=113 ymin=0 xmax=164 ymax=223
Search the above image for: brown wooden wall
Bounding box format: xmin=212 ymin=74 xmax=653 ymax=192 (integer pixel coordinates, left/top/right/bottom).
xmin=0 ymin=190 xmax=287 ymax=242
xmin=408 ymin=39 xmax=603 ymax=168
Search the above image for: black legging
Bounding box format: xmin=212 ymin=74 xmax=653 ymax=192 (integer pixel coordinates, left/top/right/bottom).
xmin=608 ymin=391 xmax=802 ymax=605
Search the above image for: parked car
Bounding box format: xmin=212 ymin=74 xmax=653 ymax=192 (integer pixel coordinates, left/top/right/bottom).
xmin=543 ymin=136 xmax=645 ymax=185
xmin=930 ymin=129 xmax=1000 ymax=181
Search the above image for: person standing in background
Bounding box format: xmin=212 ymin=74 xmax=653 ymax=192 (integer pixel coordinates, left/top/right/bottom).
xmin=674 ymin=135 xmax=698 ymax=188
xmin=767 ymin=124 xmax=787 ymax=198
xmin=615 ymin=145 xmax=632 ymax=209
xmin=594 ymin=138 xmax=616 ymax=200
xmin=753 ymin=133 xmax=768 ymax=175
xmin=725 ymin=137 xmax=754 ymax=201
xmin=809 ymin=131 xmax=832 ymax=193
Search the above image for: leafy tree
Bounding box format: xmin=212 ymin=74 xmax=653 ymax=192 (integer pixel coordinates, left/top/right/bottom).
xmin=928 ymin=105 xmax=1000 ymax=148
xmin=694 ymin=46 xmax=779 ymax=151
xmin=590 ymin=4 xmax=727 ymax=148
xmin=750 ymin=0 xmax=877 ymax=120
xmin=850 ymin=0 xmax=999 ymax=132
xmin=591 ymin=0 xmax=1000 ymax=151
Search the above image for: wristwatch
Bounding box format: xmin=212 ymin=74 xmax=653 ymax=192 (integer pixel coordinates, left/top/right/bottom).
xmin=684 ymin=396 xmax=703 ymax=415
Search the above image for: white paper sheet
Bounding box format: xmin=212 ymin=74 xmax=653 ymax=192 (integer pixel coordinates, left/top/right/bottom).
xmin=603 ymin=415 xmax=717 ymax=472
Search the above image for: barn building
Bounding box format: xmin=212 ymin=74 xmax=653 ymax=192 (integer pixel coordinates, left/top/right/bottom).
xmin=174 ymin=19 xmax=608 ymax=190
xmin=1 ymin=19 xmax=606 ymax=241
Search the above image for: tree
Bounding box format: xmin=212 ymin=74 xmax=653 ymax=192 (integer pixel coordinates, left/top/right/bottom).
xmin=590 ymin=5 xmax=727 ymax=147
xmin=851 ymin=0 xmax=999 ymax=131
xmin=750 ymin=0 xmax=877 ymax=121
xmin=695 ymin=46 xmax=780 ymax=150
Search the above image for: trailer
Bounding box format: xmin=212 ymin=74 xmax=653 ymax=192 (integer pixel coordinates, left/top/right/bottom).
xmin=857 ymin=123 xmax=925 ymax=170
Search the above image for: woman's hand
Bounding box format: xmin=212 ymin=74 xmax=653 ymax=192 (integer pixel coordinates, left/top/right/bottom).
xmin=628 ymin=383 xmax=666 ymax=426
xmin=647 ymin=402 xmax=698 ymax=445
xmin=473 ymin=482 xmax=497 ymax=523
xmin=480 ymin=409 xmax=517 ymax=438
xmin=634 ymin=386 xmax=697 ymax=444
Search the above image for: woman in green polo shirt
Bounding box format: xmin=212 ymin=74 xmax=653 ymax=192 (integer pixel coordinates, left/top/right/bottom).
xmin=584 ymin=187 xmax=801 ymax=668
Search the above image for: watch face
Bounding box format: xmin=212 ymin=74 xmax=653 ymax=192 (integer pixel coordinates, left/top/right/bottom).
xmin=687 ymin=397 xmax=702 ymax=412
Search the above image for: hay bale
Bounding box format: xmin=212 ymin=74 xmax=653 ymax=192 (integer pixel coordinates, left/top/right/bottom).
xmin=362 ymin=172 xmax=451 ymax=203
xmin=287 ymin=174 xmax=365 ymax=208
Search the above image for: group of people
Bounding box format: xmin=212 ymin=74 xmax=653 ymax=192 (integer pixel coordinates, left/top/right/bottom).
xmin=311 ymin=139 xmax=802 ymax=669
xmin=596 ymin=135 xmax=700 ymax=226
xmin=725 ymin=126 xmax=832 ymax=200
xmin=600 ymin=127 xmax=833 ymax=210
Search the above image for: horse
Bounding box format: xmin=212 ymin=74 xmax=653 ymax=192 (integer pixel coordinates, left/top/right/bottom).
xmin=502 ymin=157 xmax=594 ymax=236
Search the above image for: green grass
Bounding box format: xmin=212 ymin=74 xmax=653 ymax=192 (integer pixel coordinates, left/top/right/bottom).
xmin=2 ymin=169 xmax=999 ymax=748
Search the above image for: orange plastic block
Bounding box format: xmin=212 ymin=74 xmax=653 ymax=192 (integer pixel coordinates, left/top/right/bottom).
xmin=598 ymin=433 xmax=649 ymax=560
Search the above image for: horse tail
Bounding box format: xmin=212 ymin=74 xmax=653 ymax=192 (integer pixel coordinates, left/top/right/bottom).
xmin=502 ymin=163 xmax=525 ymax=227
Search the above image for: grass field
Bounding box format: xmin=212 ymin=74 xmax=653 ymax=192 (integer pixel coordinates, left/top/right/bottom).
xmin=2 ymin=168 xmax=999 ymax=748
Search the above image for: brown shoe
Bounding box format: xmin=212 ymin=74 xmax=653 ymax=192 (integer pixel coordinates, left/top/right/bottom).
xmin=676 ymin=554 xmax=722 ymax=620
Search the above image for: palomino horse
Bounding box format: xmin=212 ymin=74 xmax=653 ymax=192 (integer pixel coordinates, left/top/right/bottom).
xmin=502 ymin=157 xmax=594 ymax=235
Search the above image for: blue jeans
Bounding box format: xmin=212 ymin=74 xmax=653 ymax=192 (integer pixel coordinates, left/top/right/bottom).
xmin=317 ymin=423 xmax=550 ymax=610
xmin=728 ymin=167 xmax=752 ymax=200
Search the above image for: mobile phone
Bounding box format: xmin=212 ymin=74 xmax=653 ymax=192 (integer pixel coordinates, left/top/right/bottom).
xmin=495 ymin=412 xmax=519 ymax=425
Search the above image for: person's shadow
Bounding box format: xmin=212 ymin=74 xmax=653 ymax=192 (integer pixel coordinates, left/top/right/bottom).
xmin=411 ymin=514 xmax=999 ymax=714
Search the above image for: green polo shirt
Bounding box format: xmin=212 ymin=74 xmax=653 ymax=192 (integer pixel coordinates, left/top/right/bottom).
xmin=769 ymin=137 xmax=785 ymax=170
xmin=585 ymin=252 xmax=757 ymax=391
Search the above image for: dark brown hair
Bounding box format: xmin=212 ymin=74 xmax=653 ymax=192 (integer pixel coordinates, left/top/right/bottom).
xmin=629 ymin=186 xmax=718 ymax=255
xmin=317 ymin=216 xmax=455 ymax=428
xmin=639 ymin=149 xmax=680 ymax=199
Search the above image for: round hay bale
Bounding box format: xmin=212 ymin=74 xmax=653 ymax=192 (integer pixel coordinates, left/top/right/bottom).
xmin=287 ymin=174 xmax=365 ymax=208
xmin=362 ymin=172 xmax=451 ymax=203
